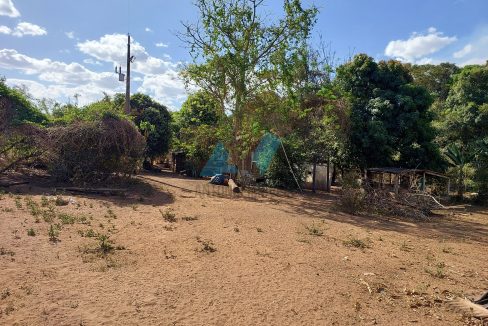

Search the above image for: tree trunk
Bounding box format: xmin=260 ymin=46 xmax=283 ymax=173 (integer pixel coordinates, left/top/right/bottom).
xmin=457 ymin=166 xmax=464 ymax=198
xmin=312 ymin=161 xmax=317 ymax=193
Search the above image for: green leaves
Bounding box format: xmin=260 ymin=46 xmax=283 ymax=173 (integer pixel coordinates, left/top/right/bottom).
xmin=336 ymin=54 xmax=440 ymax=169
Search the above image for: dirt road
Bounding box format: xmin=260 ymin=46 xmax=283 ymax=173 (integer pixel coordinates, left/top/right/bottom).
xmin=0 ymin=171 xmax=487 ymax=325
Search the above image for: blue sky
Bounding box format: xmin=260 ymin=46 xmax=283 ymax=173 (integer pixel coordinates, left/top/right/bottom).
xmin=1 ymin=0 xmax=487 ymax=109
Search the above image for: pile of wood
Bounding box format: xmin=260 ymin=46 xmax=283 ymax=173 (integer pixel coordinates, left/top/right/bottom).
xmin=363 ymin=186 xmax=444 ymax=220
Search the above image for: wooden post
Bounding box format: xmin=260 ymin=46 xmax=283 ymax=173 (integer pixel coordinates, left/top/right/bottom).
xmin=447 ymin=179 xmax=451 ymax=196
xmin=312 ymin=162 xmax=317 ymax=193
xmin=326 ymin=157 xmax=331 ymax=193
xmin=421 ymin=172 xmax=426 ymax=193
xmin=394 ymin=174 xmax=400 ymax=194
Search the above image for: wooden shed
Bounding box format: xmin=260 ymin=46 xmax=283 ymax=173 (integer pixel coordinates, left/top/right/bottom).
xmin=366 ymin=168 xmax=450 ymax=196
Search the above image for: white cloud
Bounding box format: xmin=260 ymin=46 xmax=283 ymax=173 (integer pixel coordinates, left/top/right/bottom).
xmin=83 ymin=58 xmax=102 ymax=66
xmin=12 ymin=21 xmax=47 ymax=37
xmin=454 ymin=32 xmax=488 ymax=66
xmin=155 ymin=42 xmax=169 ymax=48
xmin=459 ymin=57 xmax=488 ymax=66
xmin=0 ymin=48 xmax=123 ymax=105
xmin=6 ymin=78 xmax=119 ymax=106
xmin=0 ymin=21 xmax=47 ymax=37
xmin=76 ymin=34 xmax=187 ymax=109
xmin=0 ymin=0 xmax=20 ymax=17
xmin=65 ymin=31 xmax=75 ymax=39
xmin=385 ymin=27 xmax=457 ymax=62
xmin=77 ymin=33 xmax=182 ymax=76
xmin=1 ymin=33 xmax=188 ymax=109
xmin=145 ymin=27 xmax=153 ymax=33
xmin=0 ymin=25 xmax=11 ymax=34
xmin=138 ymin=71 xmax=187 ymax=110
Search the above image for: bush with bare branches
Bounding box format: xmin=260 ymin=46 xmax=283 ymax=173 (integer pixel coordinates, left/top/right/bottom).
xmin=48 ymin=114 xmax=145 ymax=184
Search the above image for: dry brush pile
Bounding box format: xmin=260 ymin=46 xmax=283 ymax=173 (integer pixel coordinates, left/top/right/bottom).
xmin=339 ymin=172 xmax=444 ymax=220
xmin=47 ymin=115 xmax=146 ymax=184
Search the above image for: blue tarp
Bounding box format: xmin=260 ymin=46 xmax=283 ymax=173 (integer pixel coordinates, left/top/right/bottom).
xmin=253 ymin=133 xmax=281 ymax=175
xmin=200 ymin=142 xmax=237 ymax=177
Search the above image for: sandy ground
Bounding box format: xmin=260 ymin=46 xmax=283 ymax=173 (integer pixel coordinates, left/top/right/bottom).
xmin=0 ymin=170 xmax=487 ymax=326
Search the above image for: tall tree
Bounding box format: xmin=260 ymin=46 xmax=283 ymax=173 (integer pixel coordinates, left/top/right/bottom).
xmin=180 ymin=0 xmax=318 ymax=166
xmin=439 ymin=63 xmax=488 ymax=198
xmin=335 ymin=54 xmax=442 ymax=170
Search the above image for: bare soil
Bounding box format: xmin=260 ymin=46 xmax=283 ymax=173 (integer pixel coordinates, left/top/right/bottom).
xmin=0 ymin=171 xmax=487 ymax=325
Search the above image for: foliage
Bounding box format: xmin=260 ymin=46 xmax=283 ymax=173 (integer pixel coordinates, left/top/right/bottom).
xmin=1 ymin=78 xmax=47 ymax=174
xmin=130 ymin=93 xmax=172 ymax=161
xmin=0 ymin=78 xmax=47 ymax=126
xmin=180 ymin=91 xmax=221 ymax=127
xmin=180 ymin=0 xmax=318 ymax=166
xmin=407 ymin=63 xmax=460 ymax=101
xmin=172 ymin=91 xmax=225 ymax=175
xmin=51 ymin=98 xmax=125 ymax=124
xmin=47 ymin=114 xmax=145 ymax=184
xmin=335 ymin=54 xmax=442 ymax=170
xmin=265 ymin=133 xmax=307 ymax=189
xmin=436 ymin=63 xmax=488 ymax=199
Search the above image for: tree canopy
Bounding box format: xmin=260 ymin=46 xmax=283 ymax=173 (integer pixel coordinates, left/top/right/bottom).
xmin=335 ymin=54 xmax=442 ymax=170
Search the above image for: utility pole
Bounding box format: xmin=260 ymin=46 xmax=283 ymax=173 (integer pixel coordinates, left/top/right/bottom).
xmin=115 ymin=34 xmax=135 ymax=114
xmin=125 ymin=33 xmax=131 ymax=115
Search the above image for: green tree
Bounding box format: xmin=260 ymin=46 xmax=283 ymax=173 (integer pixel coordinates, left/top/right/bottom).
xmin=0 ymin=77 xmax=46 ymax=126
xmin=335 ymin=54 xmax=442 ymax=170
xmin=439 ymin=63 xmax=488 ymax=198
xmin=180 ymin=0 xmax=318 ymax=167
xmin=130 ymin=93 xmax=172 ymax=162
xmin=407 ymin=63 xmax=460 ymax=101
xmin=0 ymin=78 xmax=47 ymax=174
xmin=180 ymin=91 xmax=221 ymax=127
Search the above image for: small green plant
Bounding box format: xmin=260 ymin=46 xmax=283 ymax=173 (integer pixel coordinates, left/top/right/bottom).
xmin=55 ymin=196 xmax=69 ymax=206
xmin=105 ymin=209 xmax=117 ymax=219
xmin=306 ymin=224 xmax=324 ymax=236
xmin=425 ymin=262 xmax=447 ymax=279
xmin=79 ymin=229 xmax=97 ymax=238
xmin=27 ymin=228 xmax=36 ymax=236
xmin=58 ymin=213 xmax=77 ymax=225
xmin=160 ymin=209 xmax=177 ymax=223
xmin=131 ymin=205 xmax=138 ymax=211
xmin=97 ymin=235 xmax=114 ymax=254
xmin=48 ymin=225 xmax=60 ymax=242
xmin=25 ymin=197 xmax=42 ymax=217
xmin=86 ymin=229 xmax=97 ymax=237
xmin=41 ymin=207 xmax=56 ymax=222
xmin=40 ymin=196 xmax=49 ymax=207
xmin=343 ymin=237 xmax=370 ymax=249
xmin=14 ymin=198 xmax=22 ymax=209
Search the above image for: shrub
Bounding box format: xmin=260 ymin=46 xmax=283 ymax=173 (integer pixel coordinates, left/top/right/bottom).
xmin=48 ymin=114 xmax=145 ymax=184
xmin=265 ymin=134 xmax=307 ymax=190
xmin=338 ymin=170 xmax=365 ymax=214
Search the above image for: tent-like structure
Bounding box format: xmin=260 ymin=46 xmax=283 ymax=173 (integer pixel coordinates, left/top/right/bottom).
xmin=199 ymin=142 xmax=237 ymax=177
